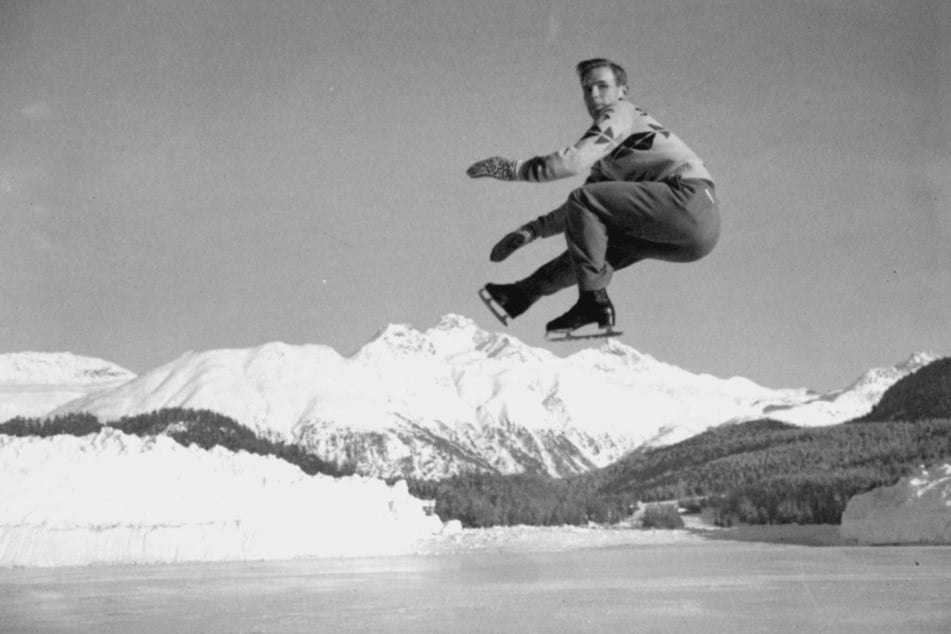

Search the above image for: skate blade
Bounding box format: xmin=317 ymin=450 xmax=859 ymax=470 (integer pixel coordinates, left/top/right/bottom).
xmin=478 ymin=287 xmax=510 ymax=326
xmin=545 ymin=326 xmax=622 ymax=342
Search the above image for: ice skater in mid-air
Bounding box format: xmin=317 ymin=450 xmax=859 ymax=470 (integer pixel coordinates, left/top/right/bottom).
xmin=468 ymin=58 xmax=720 ymax=341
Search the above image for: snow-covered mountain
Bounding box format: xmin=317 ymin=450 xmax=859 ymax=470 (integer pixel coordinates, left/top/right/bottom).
xmin=755 ymin=351 xmax=939 ymax=426
xmin=0 ymin=352 xmax=136 ymax=422
xmin=33 ymin=315 xmax=937 ymax=480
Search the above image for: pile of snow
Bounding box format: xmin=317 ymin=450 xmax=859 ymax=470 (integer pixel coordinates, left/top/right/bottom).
xmin=0 ymin=429 xmax=443 ymax=567
xmin=0 ymin=352 xmax=135 ymax=422
xmin=840 ymin=461 xmax=951 ymax=545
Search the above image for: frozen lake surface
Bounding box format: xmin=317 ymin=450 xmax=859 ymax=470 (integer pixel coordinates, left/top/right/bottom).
xmin=3 ymin=528 xmax=950 ymax=633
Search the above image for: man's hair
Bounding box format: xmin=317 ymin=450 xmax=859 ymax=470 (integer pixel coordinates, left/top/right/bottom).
xmin=575 ymin=58 xmax=628 ymax=88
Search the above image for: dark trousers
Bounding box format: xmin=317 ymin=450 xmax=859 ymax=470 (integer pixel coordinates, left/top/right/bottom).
xmin=521 ymin=177 xmax=720 ymax=295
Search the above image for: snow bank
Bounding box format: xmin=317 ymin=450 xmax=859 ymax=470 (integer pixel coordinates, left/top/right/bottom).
xmin=0 ymin=430 xmax=443 ymax=567
xmin=840 ymin=461 xmax=951 ymax=545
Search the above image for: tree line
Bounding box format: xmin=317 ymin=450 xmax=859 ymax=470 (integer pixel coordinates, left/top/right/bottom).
xmin=0 ymin=408 xmax=353 ymax=478
xmin=406 ymin=471 xmax=638 ymax=528
xmin=596 ymin=418 xmax=951 ymax=524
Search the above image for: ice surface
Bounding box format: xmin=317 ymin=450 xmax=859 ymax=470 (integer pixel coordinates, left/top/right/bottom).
xmin=5 ymin=538 xmax=951 ymax=633
xmin=0 ymin=429 xmax=443 ymax=567
xmin=840 ymin=461 xmax=951 ymax=544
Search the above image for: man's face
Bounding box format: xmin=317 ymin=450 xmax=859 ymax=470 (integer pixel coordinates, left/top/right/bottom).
xmin=580 ymin=66 xmax=627 ymax=118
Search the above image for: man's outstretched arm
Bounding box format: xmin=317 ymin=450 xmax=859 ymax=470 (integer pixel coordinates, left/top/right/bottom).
xmin=466 ymin=102 xmax=634 ymax=183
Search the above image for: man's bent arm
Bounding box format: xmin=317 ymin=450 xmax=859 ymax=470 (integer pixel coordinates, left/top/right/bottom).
xmin=517 ymin=102 xmax=634 ymax=183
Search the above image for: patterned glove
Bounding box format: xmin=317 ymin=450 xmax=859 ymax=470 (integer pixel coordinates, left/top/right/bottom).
xmin=466 ymin=156 xmax=519 ymax=181
xmin=490 ymin=227 xmax=535 ymax=262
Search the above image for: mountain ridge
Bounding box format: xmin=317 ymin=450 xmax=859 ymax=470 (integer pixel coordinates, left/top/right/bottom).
xmin=3 ymin=315 xmax=939 ymax=479
xmin=0 ymin=351 xmax=135 ymax=385
xmin=0 ymin=352 xmax=136 ymax=422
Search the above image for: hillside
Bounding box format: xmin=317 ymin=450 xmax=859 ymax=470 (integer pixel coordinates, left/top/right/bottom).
xmin=592 ymin=418 xmax=951 ymax=521
xmin=577 ymin=355 xmax=951 ymax=524
xmin=411 ymin=356 xmax=951 ymax=526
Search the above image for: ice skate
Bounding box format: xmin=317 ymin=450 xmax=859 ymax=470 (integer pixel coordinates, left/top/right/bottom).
xmin=544 ymin=289 xmax=622 ymax=342
xmin=478 ymin=283 xmax=537 ymax=326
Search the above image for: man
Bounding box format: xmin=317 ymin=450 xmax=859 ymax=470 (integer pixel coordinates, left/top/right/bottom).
xmin=467 ymin=58 xmax=720 ymax=339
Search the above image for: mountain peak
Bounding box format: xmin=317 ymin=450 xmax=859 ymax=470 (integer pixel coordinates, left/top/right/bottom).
xmin=360 ymin=323 xmax=438 ymax=360
xmin=358 ymin=314 xmax=553 ymax=364
xmin=844 ymin=351 xmax=939 ymax=393
xmin=433 ymin=313 xmax=479 ymax=333
xmin=426 ymin=314 xmax=493 ymax=357
xmin=597 ymin=337 xmax=655 ymax=362
xmin=565 ymin=337 xmax=657 ymax=373
xmin=902 ymin=351 xmax=939 ymax=370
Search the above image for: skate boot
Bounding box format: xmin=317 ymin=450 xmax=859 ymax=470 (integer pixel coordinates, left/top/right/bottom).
xmin=478 ymin=282 xmax=539 ymax=326
xmin=545 ymin=289 xmax=621 ymax=341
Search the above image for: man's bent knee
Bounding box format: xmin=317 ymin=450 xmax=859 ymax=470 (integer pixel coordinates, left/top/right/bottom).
xmin=565 ymin=186 xmax=595 ymax=213
xmin=681 ymin=231 xmax=719 ymax=263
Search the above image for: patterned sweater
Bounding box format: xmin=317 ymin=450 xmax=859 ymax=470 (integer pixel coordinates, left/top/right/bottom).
xmin=516 ymin=100 xmax=711 ymax=185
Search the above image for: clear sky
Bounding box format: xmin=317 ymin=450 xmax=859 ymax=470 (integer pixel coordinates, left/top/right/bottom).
xmin=1 ymin=0 xmax=948 ymax=391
